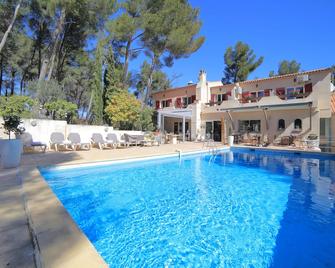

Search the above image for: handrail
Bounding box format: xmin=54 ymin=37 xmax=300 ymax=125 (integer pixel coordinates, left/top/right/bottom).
xmin=204 ymin=92 xmax=313 ymax=107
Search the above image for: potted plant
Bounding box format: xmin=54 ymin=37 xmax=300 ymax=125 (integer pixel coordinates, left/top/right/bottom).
xmin=1 ymin=115 xmax=25 ymax=168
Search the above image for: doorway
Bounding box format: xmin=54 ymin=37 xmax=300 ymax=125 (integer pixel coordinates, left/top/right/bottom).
xmin=205 ymin=121 xmax=222 ymax=142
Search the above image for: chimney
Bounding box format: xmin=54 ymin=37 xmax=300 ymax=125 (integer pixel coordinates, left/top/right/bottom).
xmin=196 ymin=69 xmax=209 ymax=104
xmin=198 ymin=69 xmax=207 ymax=84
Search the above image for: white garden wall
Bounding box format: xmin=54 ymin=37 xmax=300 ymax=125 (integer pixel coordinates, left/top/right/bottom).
xmin=0 ymin=118 xmax=143 ymax=148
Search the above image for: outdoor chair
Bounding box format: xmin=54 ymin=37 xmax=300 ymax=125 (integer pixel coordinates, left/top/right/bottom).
xmin=91 ymin=133 xmax=114 ymax=150
xmin=106 ymin=133 xmax=126 ymax=148
xmin=68 ymin=133 xmax=91 ymax=151
xmin=50 ymin=132 xmax=71 ymax=151
xmin=140 ymin=133 xmax=156 ymax=147
xmin=21 ymin=132 xmax=47 ymax=153
xmin=124 ymin=134 xmax=144 ymax=146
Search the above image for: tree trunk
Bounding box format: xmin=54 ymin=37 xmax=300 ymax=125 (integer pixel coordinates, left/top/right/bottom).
xmin=39 ymin=7 xmax=66 ymax=82
xmin=10 ymin=69 xmax=15 ymax=95
xmin=86 ymin=92 xmax=94 ymax=121
xmin=0 ymin=0 xmax=22 ymax=54
xmin=46 ymin=8 xmax=66 ymax=81
xmin=0 ymin=56 xmax=3 ymax=96
xmin=143 ymin=56 xmax=156 ymax=107
xmin=123 ymin=38 xmax=132 ymax=84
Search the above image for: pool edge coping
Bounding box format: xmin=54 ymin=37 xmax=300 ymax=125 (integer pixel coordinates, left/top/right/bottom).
xmin=20 ymin=166 xmax=108 ymax=268
xmin=39 ymin=146 xmax=230 ymax=171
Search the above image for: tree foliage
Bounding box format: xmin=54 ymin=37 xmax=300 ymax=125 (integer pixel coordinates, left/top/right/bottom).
xmin=0 ymin=95 xmax=36 ymax=117
xmin=0 ymin=0 xmax=204 ymax=129
xmin=89 ymin=43 xmax=104 ymax=125
xmin=222 ymin=41 xmax=263 ymax=84
xmin=44 ymin=99 xmax=77 ymax=123
xmin=269 ymin=60 xmax=301 ymax=77
xmin=104 ymin=90 xmax=141 ymax=129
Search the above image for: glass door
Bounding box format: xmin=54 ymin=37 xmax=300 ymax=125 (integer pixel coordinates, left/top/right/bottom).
xmin=205 ymin=122 xmax=213 ymax=140
xmin=213 ymin=121 xmax=222 ymax=142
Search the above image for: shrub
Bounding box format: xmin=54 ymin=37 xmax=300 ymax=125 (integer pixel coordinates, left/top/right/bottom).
xmin=2 ymin=115 xmax=25 ymax=140
xmin=0 ymin=96 xmax=36 ymax=118
xmin=44 ymin=100 xmax=77 ymax=123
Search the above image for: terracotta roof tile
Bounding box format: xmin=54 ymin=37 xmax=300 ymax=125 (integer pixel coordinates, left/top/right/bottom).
xmin=210 ymin=67 xmax=332 ymax=89
xmin=151 ymin=84 xmax=196 ymax=95
xmin=331 ymin=92 xmax=335 ymax=114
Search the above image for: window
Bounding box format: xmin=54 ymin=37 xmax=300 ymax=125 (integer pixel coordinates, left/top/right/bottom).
xmin=217 ymin=94 xmax=228 ymax=102
xmin=320 ymin=118 xmax=326 ymax=136
xmin=238 ymin=120 xmax=261 ymax=133
xmin=294 ymin=119 xmax=302 ymax=129
xmin=162 ymin=100 xmax=168 ymax=108
xmin=278 ymin=119 xmax=285 ymax=130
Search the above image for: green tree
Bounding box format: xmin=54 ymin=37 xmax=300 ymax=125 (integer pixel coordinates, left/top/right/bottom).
xmin=133 ymin=106 xmax=155 ymax=131
xmin=103 ymin=47 xmax=125 ymax=109
xmin=269 ymin=60 xmax=301 ymax=77
xmin=140 ymin=0 xmax=204 ymax=105
xmin=89 ymin=43 xmax=104 ymax=125
xmin=0 ymin=0 xmax=23 ymax=53
xmin=44 ymin=99 xmax=77 ymax=123
xmin=28 ymin=79 xmax=65 ymax=105
xmin=105 ymin=0 xmax=147 ymax=85
xmin=0 ymin=95 xmax=36 ymax=117
xmin=104 ymin=90 xmax=141 ymax=129
xmin=37 ymin=0 xmax=116 ymax=82
xmin=222 ymin=41 xmax=263 ymax=84
xmin=135 ymin=60 xmax=171 ymax=100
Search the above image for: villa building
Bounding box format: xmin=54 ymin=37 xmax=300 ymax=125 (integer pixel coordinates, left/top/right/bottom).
xmin=152 ymin=67 xmax=335 ymax=151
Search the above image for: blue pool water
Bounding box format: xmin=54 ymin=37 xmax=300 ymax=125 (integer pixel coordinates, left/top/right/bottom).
xmin=40 ymin=149 xmax=335 ymax=267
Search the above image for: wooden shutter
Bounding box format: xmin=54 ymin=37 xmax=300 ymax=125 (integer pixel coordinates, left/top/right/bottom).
xmin=155 ymin=101 xmax=160 ymax=109
xmin=176 ymin=98 xmax=181 ymax=108
xmin=211 ymin=94 xmax=216 ymax=102
xmin=304 ymin=83 xmax=312 ymax=94
xmin=276 ymin=88 xmax=285 ymax=100
xmin=191 ymin=95 xmax=196 ymax=103
xmin=264 ymin=89 xmax=270 ymax=96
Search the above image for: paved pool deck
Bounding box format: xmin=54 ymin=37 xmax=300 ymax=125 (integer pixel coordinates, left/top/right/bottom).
xmin=0 ymin=142 xmax=223 ymax=268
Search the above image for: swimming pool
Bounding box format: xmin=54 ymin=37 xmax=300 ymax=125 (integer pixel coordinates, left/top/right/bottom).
xmin=40 ymin=149 xmax=335 ymax=267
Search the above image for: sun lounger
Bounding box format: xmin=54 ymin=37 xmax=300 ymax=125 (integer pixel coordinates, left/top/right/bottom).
xmin=21 ymin=132 xmax=47 ymax=152
xmin=124 ymin=134 xmax=144 ymax=146
xmin=106 ymin=133 xmax=126 ymax=148
xmin=91 ymin=133 xmax=114 ymax=150
xmin=68 ymin=133 xmax=91 ymax=151
xmin=50 ymin=132 xmax=72 ymax=151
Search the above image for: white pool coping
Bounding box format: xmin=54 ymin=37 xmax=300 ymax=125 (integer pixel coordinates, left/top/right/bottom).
xmin=41 ymin=147 xmax=230 ymax=171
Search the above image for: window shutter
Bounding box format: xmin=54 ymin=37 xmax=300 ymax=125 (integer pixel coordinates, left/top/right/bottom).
xmin=191 ymin=95 xmax=196 ymax=103
xmin=176 ymin=98 xmax=181 ymax=108
xmin=264 ymin=89 xmax=270 ymax=96
xmin=304 ymin=83 xmax=312 ymax=93
xmin=155 ymin=101 xmax=160 ymax=109
xmin=168 ymin=99 xmax=172 ymax=107
xmin=211 ymin=94 xmax=216 ymax=102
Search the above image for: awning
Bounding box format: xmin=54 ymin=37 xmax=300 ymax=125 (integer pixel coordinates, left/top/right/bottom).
xmin=216 ymin=101 xmax=313 ymax=112
xmin=158 ymin=109 xmax=192 ymax=119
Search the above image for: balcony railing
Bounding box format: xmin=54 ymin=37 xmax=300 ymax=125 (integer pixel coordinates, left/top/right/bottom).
xmin=205 ymin=92 xmax=311 ymax=107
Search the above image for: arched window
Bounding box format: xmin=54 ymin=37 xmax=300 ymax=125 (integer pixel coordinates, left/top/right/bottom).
xmin=294 ymin=119 xmax=302 ymax=129
xmin=278 ymin=119 xmax=285 ymax=130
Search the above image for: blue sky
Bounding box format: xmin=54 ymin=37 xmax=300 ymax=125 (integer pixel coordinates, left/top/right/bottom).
xmin=139 ymin=0 xmax=335 ymax=87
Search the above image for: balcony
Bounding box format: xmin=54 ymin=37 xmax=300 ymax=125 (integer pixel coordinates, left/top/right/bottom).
xmin=203 ymin=91 xmax=314 ymax=113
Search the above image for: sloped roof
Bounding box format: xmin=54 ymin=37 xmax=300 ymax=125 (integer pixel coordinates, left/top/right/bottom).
xmin=151 ymin=84 xmax=197 ymax=95
xmin=211 ymin=67 xmax=332 ymax=89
